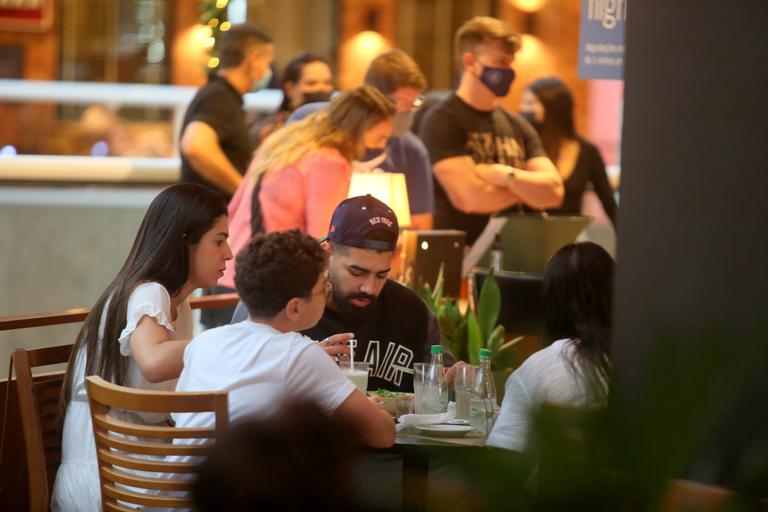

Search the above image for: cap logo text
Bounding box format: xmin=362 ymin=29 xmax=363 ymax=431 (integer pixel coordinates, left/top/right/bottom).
xmin=368 ymin=216 xmax=393 ymax=228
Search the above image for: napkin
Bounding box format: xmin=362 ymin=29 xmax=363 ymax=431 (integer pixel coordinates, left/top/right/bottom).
xmin=398 ymin=402 xmax=456 ymax=427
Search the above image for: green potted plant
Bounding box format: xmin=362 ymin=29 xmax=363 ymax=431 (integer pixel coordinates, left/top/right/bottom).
xmin=419 ymin=265 xmax=520 ymax=371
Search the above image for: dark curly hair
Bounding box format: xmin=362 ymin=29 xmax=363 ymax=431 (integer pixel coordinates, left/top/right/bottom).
xmin=235 ymin=229 xmax=327 ymax=318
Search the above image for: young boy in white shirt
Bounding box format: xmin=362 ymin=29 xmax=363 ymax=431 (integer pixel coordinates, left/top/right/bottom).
xmin=174 ymin=229 xmax=395 ymax=448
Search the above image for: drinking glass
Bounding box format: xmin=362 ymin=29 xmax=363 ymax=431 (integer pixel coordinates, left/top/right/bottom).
xmin=412 ymin=362 xmax=428 ymax=413
xmin=453 ymin=364 xmax=477 ymax=420
xmin=339 ymin=362 xmax=369 ymax=393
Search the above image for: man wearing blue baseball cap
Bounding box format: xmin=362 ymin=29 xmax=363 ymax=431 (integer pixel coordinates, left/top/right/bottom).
xmin=303 ymin=194 xmax=441 ymax=393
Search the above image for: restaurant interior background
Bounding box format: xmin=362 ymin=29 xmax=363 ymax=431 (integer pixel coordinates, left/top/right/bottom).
xmin=1 ymin=0 xmax=768 ymax=509
xmin=0 ymin=0 xmax=622 ymax=375
xmin=0 ymin=0 xmax=622 ymax=163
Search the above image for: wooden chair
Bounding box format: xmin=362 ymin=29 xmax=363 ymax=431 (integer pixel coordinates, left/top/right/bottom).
xmin=85 ymin=376 xmax=229 ymax=511
xmin=11 ymin=344 xmax=74 ymax=512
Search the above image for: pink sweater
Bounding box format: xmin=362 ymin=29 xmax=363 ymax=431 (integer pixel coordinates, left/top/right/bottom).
xmin=221 ymin=147 xmax=351 ymax=289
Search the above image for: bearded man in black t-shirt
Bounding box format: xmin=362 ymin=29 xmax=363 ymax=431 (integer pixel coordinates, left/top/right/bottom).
xmin=301 ymin=195 xmax=442 ymax=393
xmin=419 ymin=16 xmax=564 ymax=245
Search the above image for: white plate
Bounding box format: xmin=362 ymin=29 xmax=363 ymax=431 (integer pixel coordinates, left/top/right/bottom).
xmin=415 ymin=425 xmax=474 ymax=438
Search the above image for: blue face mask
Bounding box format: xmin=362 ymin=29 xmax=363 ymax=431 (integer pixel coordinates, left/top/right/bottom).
xmin=250 ymin=67 xmax=273 ymax=93
xmin=479 ymin=65 xmax=516 ymax=97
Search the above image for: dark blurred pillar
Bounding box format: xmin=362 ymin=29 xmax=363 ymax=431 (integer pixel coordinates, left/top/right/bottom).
xmin=613 ymin=0 xmax=768 ymax=484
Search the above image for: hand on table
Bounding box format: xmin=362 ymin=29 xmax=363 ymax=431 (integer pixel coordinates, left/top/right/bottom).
xmin=318 ymin=332 xmax=355 ymax=361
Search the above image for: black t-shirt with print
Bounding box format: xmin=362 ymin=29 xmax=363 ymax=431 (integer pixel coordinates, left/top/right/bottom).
xmin=302 ymin=279 xmax=440 ymax=393
xmin=180 ymin=75 xmax=253 ymax=199
xmin=419 ymin=93 xmax=546 ymax=245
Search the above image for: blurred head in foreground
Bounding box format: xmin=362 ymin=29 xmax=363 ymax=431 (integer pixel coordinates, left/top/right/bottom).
xmin=193 ymin=400 xmax=363 ymax=512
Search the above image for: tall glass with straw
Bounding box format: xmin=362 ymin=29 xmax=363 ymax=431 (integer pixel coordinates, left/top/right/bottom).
xmin=339 ymin=339 xmax=369 ymax=393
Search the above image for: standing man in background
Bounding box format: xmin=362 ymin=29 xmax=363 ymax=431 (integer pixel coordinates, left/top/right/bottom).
xmin=180 ymin=23 xmax=274 ymax=199
xmin=419 ymin=16 xmax=563 ymax=245
xmin=180 ymin=23 xmax=273 ymax=329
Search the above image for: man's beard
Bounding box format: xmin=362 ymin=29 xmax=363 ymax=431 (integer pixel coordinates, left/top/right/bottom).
xmin=330 ymin=283 xmax=377 ymax=322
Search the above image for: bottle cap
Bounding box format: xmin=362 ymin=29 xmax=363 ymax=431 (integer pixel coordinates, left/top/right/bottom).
xmin=479 ymin=348 xmax=493 ymax=358
xmin=430 ymin=345 xmax=444 ymax=354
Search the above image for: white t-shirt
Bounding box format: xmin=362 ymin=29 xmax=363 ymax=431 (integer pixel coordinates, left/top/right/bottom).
xmin=486 ymin=338 xmax=606 ymax=453
xmin=52 ymin=282 xmax=192 ymax=512
xmin=173 ymin=320 xmax=356 ymax=430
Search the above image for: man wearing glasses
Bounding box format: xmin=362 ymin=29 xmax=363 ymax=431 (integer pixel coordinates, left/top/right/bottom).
xmin=289 ymin=49 xmax=435 ymax=231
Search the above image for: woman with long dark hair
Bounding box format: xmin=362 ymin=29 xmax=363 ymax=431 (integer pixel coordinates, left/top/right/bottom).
xmin=486 ymin=241 xmax=614 ymax=452
xmin=52 ymin=184 xmax=232 ymax=512
xmin=520 ymin=77 xmax=617 ymax=225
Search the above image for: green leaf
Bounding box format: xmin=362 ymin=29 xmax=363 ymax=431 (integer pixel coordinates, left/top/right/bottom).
xmin=443 ymin=317 xmax=467 ymax=363
xmin=418 ymin=284 xmax=437 ymax=314
xmin=467 ymin=312 xmax=482 ymax=365
xmin=431 ymin=263 xmax=445 ymax=304
xmin=489 ymin=324 xmax=506 ymax=354
xmin=442 ymin=300 xmax=462 ymax=326
xmin=493 ymin=343 xmax=518 ymax=370
xmin=477 ymin=267 xmax=501 ymax=342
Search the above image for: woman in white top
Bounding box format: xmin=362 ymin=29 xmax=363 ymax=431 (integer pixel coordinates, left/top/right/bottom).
xmin=487 ymin=241 xmax=614 ymax=452
xmin=52 ymin=183 xmax=233 ymax=512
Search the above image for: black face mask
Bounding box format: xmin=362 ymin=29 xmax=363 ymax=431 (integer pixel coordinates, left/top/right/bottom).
xmin=479 ymin=65 xmax=516 ymax=97
xmin=300 ymin=90 xmax=333 ymax=106
xmin=520 ymin=111 xmax=543 ymax=132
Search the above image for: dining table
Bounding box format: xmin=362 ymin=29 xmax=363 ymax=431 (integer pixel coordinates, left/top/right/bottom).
xmin=371 ymin=425 xmax=488 ymax=512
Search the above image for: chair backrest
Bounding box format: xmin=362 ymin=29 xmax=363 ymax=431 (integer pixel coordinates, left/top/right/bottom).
xmin=534 ymin=402 xmax=601 ymax=495
xmin=85 ymin=375 xmax=229 ymax=510
xmin=11 ymin=344 xmax=74 ymax=512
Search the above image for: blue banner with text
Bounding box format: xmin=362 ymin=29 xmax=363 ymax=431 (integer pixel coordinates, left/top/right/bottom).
xmin=578 ymin=0 xmax=627 ymax=80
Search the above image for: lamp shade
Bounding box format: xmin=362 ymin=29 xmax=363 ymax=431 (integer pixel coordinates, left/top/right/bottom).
xmin=347 ymin=171 xmax=411 ymax=228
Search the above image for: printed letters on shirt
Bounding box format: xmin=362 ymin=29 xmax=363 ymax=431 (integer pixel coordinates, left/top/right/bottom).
xmin=363 ymin=340 xmax=414 ymax=387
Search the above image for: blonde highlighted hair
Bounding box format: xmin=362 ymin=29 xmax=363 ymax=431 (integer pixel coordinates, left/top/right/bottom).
xmin=250 ymin=85 xmax=395 ymax=179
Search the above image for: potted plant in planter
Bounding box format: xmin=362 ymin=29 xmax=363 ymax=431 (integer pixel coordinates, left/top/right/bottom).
xmin=419 ymin=265 xmax=521 ymax=373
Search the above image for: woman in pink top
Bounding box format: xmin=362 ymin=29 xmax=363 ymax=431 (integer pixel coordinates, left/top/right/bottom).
xmin=223 ymin=85 xmax=394 ymax=289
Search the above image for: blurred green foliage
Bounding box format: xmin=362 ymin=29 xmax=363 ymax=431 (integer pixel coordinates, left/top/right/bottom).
xmin=416 ymin=326 xmax=768 ymax=511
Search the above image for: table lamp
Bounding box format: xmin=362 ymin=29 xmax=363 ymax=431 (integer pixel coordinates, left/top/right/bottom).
xmin=347 ymin=171 xmax=411 ymax=228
